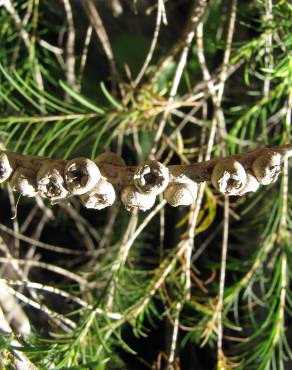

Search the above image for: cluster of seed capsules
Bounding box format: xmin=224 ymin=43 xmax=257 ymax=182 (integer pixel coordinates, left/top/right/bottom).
xmin=0 ymin=146 xmax=289 ymax=211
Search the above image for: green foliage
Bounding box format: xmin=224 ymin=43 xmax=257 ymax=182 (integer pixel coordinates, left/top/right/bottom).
xmin=0 ymin=0 xmax=291 ymax=369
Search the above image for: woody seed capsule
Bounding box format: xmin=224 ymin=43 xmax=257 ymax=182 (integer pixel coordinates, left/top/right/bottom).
xmin=10 ymin=167 xmax=38 ymax=197
xmin=134 ymin=160 xmax=169 ymax=196
xmin=252 ymin=150 xmax=282 ymax=186
xmin=0 ymin=152 xmax=14 ymax=183
xmin=80 ymin=178 xmax=116 ymax=210
xmin=121 ymin=185 xmax=156 ymax=212
xmin=65 ymin=157 xmax=100 ymax=195
xmin=211 ymin=159 xmax=247 ymax=196
xmin=37 ymin=162 xmax=69 ymax=201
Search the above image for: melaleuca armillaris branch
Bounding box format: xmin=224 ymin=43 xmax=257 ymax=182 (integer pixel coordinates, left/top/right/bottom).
xmin=0 ymin=144 xmax=291 ymax=211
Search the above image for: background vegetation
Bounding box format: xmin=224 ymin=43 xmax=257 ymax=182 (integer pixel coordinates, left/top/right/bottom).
xmin=0 ymin=0 xmax=291 ymax=369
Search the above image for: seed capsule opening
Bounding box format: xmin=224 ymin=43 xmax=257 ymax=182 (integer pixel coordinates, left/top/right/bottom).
xmin=37 ymin=163 xmax=68 ymax=201
xmin=65 ymin=158 xmax=100 ymax=195
xmin=134 ymin=160 xmax=169 ymax=196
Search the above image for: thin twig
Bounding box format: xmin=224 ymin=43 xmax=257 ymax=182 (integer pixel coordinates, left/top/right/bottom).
xmin=217 ymin=196 xmax=229 ymax=367
xmin=61 ymin=204 xmax=96 ymax=251
xmin=3 ymin=0 xmax=44 ymax=94
xmin=263 ymin=0 xmax=273 ymax=98
xmin=106 ymin=209 xmax=138 ymax=309
xmin=0 ymin=223 xmax=91 ymax=255
xmin=62 ymin=0 xmax=76 ymax=92
xmin=76 ymin=25 xmax=93 ymax=91
xmin=183 ymin=1 xmax=237 ymax=301
xmin=133 ymin=0 xmax=166 ymax=88
xmin=20 ymin=205 xmax=38 ymax=233
xmin=0 ymin=257 xmax=88 ymax=285
xmin=0 ymin=306 xmax=37 ymax=370
xmin=150 ymin=0 xmax=208 ymax=157
xmin=0 ymin=281 xmax=31 ymax=335
xmin=1 ymin=281 xmax=76 ymax=331
xmin=150 ymin=0 xmax=209 ymax=84
xmin=83 ymin=0 xmax=123 ymax=95
xmin=131 ymin=240 xmax=187 ymax=318
xmin=167 ymin=301 xmax=182 ymax=369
